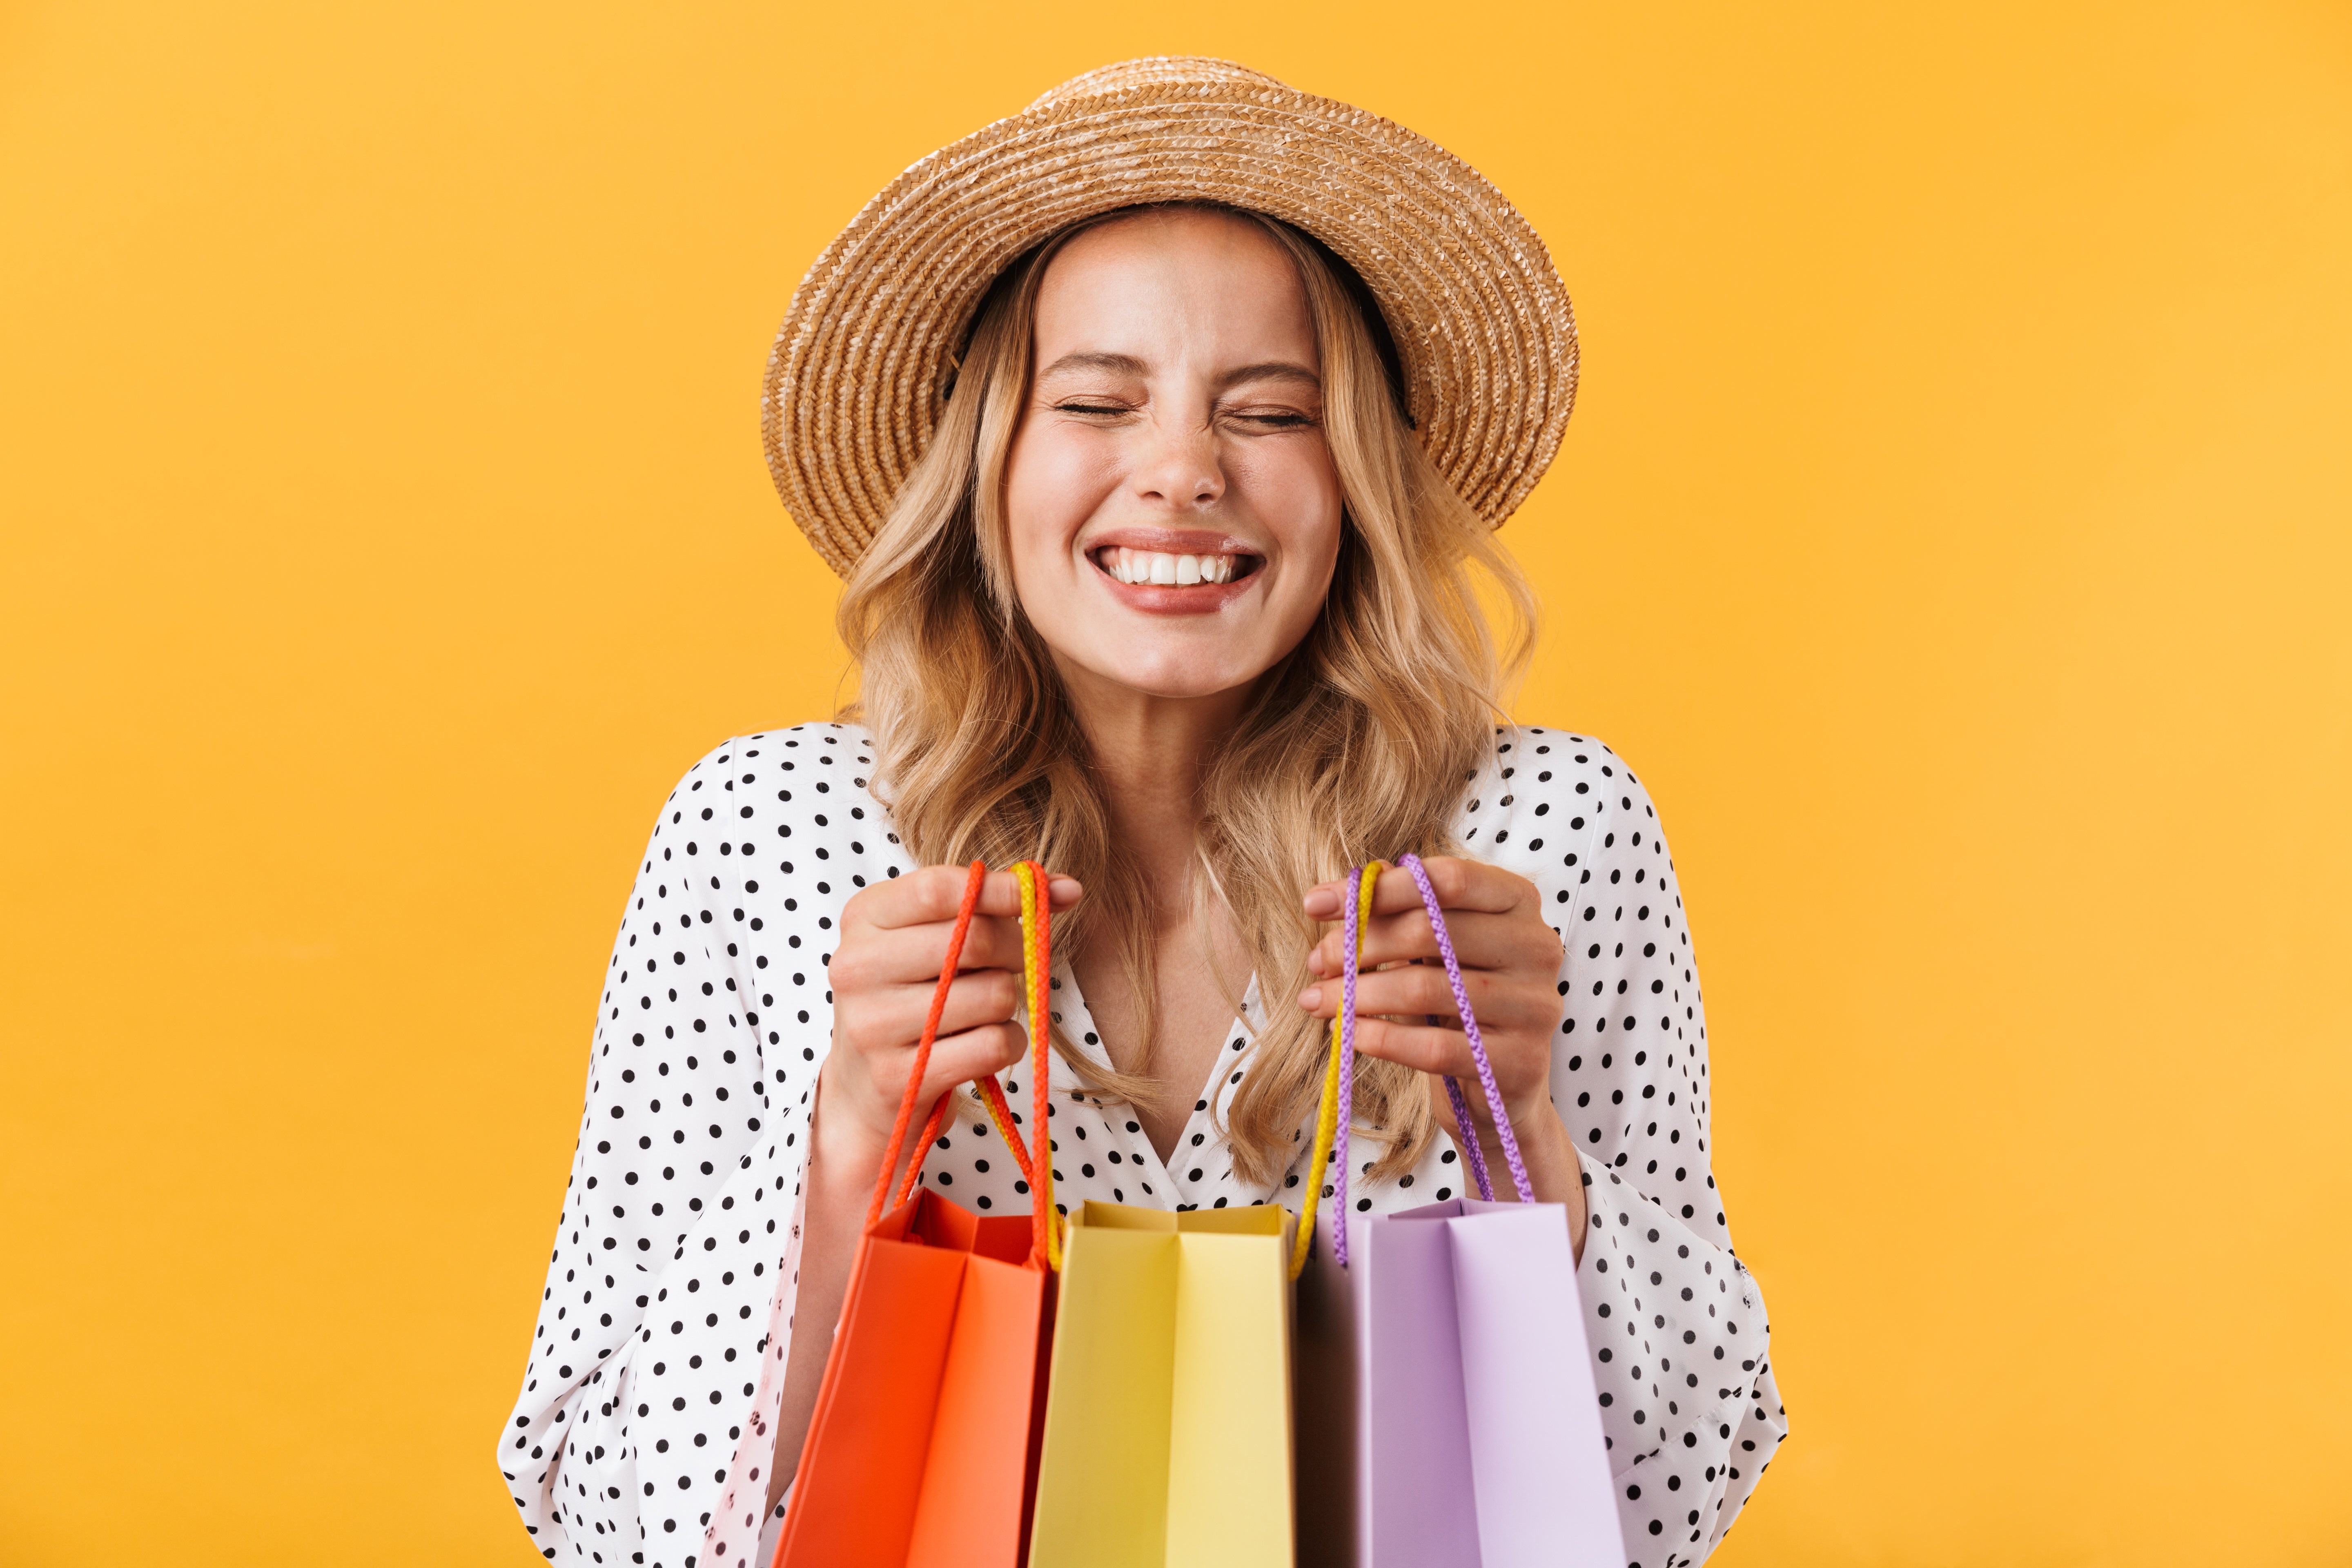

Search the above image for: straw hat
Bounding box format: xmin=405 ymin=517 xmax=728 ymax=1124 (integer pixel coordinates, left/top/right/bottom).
xmin=763 ymin=56 xmax=1578 ymax=577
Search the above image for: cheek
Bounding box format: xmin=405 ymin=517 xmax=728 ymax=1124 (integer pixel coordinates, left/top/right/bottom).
xmin=1237 ymin=444 xmax=1345 ymax=586
xmin=1004 ymin=425 xmax=1116 ymax=565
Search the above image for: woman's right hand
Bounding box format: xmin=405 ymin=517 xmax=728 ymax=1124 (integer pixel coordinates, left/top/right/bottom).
xmin=816 ymin=864 xmax=1084 ymax=1167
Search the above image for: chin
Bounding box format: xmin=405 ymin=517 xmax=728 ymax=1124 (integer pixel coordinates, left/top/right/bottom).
xmin=1085 ymin=646 xmax=1265 ymax=702
xmin=1109 ymin=668 xmax=1257 ymax=701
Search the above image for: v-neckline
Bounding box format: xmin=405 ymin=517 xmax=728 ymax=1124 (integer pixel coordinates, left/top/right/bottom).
xmin=1042 ymin=961 xmax=1267 ymax=1206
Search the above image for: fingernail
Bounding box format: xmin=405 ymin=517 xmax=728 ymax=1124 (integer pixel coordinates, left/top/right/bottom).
xmin=1298 ymin=986 xmax=1323 ymax=1010
xmin=1302 ymin=887 xmax=1340 ymax=917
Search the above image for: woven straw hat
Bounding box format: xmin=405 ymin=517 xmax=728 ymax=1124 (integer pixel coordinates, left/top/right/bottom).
xmin=763 ymin=56 xmax=1578 ymax=577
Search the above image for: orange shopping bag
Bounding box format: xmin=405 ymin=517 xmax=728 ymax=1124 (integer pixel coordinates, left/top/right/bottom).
xmin=772 ymin=861 xmax=1063 ymax=1568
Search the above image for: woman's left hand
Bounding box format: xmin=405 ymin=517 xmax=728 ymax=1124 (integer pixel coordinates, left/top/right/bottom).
xmin=1298 ymin=857 xmax=1588 ymax=1226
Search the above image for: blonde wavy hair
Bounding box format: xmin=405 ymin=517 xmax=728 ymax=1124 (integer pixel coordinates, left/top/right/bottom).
xmin=837 ymin=205 xmax=1534 ymax=1186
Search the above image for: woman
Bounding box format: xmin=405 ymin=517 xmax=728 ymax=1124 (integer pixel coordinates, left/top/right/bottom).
xmin=500 ymin=58 xmax=1783 ymax=1568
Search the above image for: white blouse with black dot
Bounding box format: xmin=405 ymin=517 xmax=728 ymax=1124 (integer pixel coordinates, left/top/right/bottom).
xmin=498 ymin=723 xmax=1786 ymax=1568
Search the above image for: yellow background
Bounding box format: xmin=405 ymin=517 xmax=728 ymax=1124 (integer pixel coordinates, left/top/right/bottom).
xmin=2 ymin=1 xmax=2346 ymax=1563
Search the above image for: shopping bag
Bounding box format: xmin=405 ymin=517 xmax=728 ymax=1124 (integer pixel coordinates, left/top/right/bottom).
xmin=1026 ymin=1200 xmax=1297 ymax=1568
xmin=774 ymin=860 xmax=1065 ymax=1568
xmin=1292 ymin=854 xmax=1626 ymax=1568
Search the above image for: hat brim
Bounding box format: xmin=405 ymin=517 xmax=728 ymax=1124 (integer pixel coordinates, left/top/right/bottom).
xmin=762 ymin=57 xmax=1578 ymax=578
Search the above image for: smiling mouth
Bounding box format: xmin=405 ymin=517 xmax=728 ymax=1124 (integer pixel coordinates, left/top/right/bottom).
xmin=1092 ymin=546 xmax=1262 ymax=586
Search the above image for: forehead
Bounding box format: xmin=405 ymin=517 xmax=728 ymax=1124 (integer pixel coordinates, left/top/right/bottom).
xmin=1032 ymin=208 xmax=1314 ymax=359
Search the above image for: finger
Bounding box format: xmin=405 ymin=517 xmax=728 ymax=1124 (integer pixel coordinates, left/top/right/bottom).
xmin=1340 ymin=1016 xmax=1480 ymax=1078
xmin=851 ymin=866 xmax=1083 ymax=932
xmin=898 ymin=1020 xmax=1030 ymax=1105
xmin=1302 ymin=857 xmax=1532 ymax=931
xmin=847 ymin=968 xmax=1027 ymax=1052
xmin=1308 ymin=905 xmax=1558 ymax=978
xmin=1365 ymin=857 xmax=1530 ymax=918
xmin=837 ymin=913 xmax=1035 ymax=991
xmin=1296 ymin=964 xmax=1535 ymax=1031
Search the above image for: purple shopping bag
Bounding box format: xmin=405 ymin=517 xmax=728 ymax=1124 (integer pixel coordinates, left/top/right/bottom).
xmin=1293 ymin=854 xmax=1625 ymax=1568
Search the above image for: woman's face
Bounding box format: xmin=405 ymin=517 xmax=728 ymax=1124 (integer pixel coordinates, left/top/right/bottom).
xmin=1003 ymin=208 xmax=1343 ymax=708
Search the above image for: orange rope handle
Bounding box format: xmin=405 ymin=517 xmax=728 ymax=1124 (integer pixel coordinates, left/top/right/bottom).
xmin=867 ymin=860 xmax=988 ymax=1228
xmin=887 ymin=891 xmax=1051 ymax=1209
xmin=891 ymin=1071 xmax=1037 ymax=1212
xmin=893 ymin=1062 xmax=1044 ymax=1212
xmin=891 ymin=1089 xmax=954 ymax=1212
xmin=860 ymin=860 xmax=1065 ymax=1267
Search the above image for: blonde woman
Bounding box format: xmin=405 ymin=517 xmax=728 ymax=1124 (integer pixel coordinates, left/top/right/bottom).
xmin=501 ymin=59 xmax=1783 ymax=1568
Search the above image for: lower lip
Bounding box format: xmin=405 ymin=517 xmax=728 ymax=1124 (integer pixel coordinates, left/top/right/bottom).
xmin=1092 ymin=561 xmax=1261 ymax=615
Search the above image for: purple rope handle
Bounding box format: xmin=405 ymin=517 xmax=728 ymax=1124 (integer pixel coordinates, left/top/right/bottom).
xmin=1443 ymin=1067 xmax=1496 ymax=1203
xmin=1403 ymin=852 xmax=1535 ymax=1204
xmin=1331 ymin=866 xmax=1364 ymax=1265
xmin=1330 ymin=854 xmax=1535 ymax=1256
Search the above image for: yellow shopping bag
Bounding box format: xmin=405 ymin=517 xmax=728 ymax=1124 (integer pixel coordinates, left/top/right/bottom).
xmin=1025 ymin=1202 xmax=1296 ymax=1568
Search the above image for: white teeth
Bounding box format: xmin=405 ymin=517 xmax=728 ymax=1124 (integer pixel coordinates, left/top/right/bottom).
xmin=1102 ymin=548 xmax=1243 ymax=585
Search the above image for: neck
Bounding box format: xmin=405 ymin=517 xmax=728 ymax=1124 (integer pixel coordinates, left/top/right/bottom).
xmin=1056 ymin=660 xmax=1252 ymax=922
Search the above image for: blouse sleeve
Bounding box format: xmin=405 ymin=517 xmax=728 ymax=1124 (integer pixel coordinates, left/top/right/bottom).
xmin=497 ymin=728 xmax=873 ymax=1566
xmin=1465 ymin=730 xmax=1788 ymax=1568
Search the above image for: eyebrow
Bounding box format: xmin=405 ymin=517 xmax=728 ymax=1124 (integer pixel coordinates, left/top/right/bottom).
xmin=1036 ymin=351 xmax=1149 ymax=379
xmin=1033 ymin=352 xmax=1322 ymax=391
xmin=1216 ymin=361 xmax=1321 ymax=392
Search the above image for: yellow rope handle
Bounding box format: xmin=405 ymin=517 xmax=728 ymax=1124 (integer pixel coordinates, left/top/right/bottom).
xmin=1289 ymin=860 xmax=1384 ymax=1279
xmin=1013 ymin=862 xmax=1064 ymax=1271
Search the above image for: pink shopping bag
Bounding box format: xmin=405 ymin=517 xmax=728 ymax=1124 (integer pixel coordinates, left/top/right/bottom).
xmin=1293 ymin=853 xmax=1626 ymax=1568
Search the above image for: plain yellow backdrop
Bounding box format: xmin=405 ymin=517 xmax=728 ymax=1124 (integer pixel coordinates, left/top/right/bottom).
xmin=2 ymin=1 xmax=2347 ymax=1563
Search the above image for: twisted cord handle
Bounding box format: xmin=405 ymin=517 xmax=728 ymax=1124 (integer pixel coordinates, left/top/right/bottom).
xmin=1441 ymin=1073 xmax=1495 ymax=1203
xmin=864 ymin=861 xmax=1062 ymax=1271
xmin=1288 ymin=862 xmax=1381 ymax=1278
xmin=867 ymin=861 xmax=989 ymax=1227
xmin=1012 ymin=861 xmax=1062 ymax=1271
xmin=1301 ymin=853 xmax=1538 ymax=1270
xmin=890 ymin=1070 xmax=1033 ymax=1209
xmin=1401 ymin=852 xmax=1535 ymax=1205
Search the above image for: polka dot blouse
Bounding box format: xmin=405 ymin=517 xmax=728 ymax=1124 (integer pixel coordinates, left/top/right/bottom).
xmin=498 ymin=723 xmax=1786 ymax=1568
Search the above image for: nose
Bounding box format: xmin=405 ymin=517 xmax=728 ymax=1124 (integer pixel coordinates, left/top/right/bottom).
xmin=1129 ymin=412 xmax=1225 ymax=511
